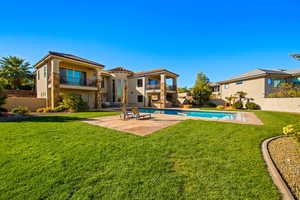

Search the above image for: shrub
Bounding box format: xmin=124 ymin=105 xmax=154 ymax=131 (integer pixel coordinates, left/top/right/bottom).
xmin=36 ymin=108 xmax=45 ymax=113
xmin=61 ymin=93 xmax=88 ymax=112
xmin=233 ymin=101 xmax=243 ymax=109
xmin=283 ymin=124 xmax=300 ymax=142
xmin=216 ymin=105 xmax=225 ymax=110
xmin=11 ymin=106 xmax=29 ymax=115
xmin=53 ymin=105 xmax=67 ymax=112
xmin=207 ymin=102 xmax=217 ymax=107
xmin=0 ymin=107 xmax=8 ymax=112
xmin=43 ymin=107 xmax=53 ymax=113
xmin=245 ymin=102 xmax=260 ymax=110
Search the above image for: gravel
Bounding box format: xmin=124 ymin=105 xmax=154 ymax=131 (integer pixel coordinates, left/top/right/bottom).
xmin=269 ymin=137 xmax=300 ymax=199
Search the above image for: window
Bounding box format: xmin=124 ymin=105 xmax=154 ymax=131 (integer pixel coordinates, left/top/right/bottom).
xmin=101 ymin=80 xmax=105 ymax=88
xmin=59 ymin=68 xmax=87 ymax=86
xmin=224 ymin=84 xmax=229 ymax=89
xmin=267 ymin=78 xmax=286 ymax=88
xmin=292 ymin=77 xmax=300 ymax=85
xmin=137 ymin=95 xmax=143 ymax=102
xmin=44 ymin=66 xmax=47 ymax=78
xmin=37 ymin=70 xmax=40 ymax=80
xmin=137 ymin=79 xmax=143 ymax=87
xmin=235 ymin=81 xmax=243 ymax=85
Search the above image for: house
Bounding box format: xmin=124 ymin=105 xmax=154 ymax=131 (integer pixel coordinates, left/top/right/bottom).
xmin=34 ymin=51 xmax=179 ymax=109
xmin=211 ymin=68 xmax=300 ymax=112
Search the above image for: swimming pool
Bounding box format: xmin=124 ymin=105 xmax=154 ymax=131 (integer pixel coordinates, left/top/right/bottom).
xmin=139 ymin=108 xmax=237 ymax=120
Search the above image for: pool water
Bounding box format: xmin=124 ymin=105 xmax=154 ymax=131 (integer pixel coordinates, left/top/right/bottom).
xmin=139 ymin=108 xmax=237 ymax=120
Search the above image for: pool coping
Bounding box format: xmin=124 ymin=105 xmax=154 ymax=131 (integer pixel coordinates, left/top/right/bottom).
xmin=140 ymin=107 xmax=263 ymax=125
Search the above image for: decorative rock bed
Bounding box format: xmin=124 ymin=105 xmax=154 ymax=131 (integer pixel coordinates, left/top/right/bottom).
xmin=268 ymin=137 xmax=300 ymax=199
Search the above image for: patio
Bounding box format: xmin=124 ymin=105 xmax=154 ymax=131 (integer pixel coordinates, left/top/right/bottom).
xmin=81 ymin=111 xmax=263 ymax=136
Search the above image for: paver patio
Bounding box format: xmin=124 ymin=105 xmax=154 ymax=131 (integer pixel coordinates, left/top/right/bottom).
xmin=82 ymin=111 xmax=263 ymax=136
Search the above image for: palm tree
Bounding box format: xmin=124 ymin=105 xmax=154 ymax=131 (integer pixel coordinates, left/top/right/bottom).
xmin=0 ymin=56 xmax=32 ymax=89
xmin=289 ymin=53 xmax=300 ymax=60
xmin=235 ymin=91 xmax=247 ymax=101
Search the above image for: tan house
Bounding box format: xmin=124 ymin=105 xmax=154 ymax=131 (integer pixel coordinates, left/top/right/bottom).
xmin=34 ymin=52 xmax=179 ymax=109
xmin=211 ymin=68 xmax=300 ymax=112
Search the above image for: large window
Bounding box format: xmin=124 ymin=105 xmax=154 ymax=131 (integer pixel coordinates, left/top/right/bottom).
xmin=224 ymin=84 xmax=229 ymax=89
xmin=137 ymin=79 xmax=143 ymax=87
xmin=267 ymin=78 xmax=286 ymax=88
xmin=60 ymin=68 xmax=86 ymax=86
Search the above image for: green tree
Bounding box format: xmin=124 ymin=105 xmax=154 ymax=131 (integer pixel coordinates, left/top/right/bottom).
xmin=290 ymin=53 xmax=300 ymax=60
xmin=0 ymin=56 xmax=33 ymax=89
xmin=235 ymin=91 xmax=247 ymax=101
xmin=177 ymin=87 xmax=191 ymax=93
xmin=0 ymin=83 xmax=7 ymax=109
xmin=191 ymin=72 xmax=212 ymax=105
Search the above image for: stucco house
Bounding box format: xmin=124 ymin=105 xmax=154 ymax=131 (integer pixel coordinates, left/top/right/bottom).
xmin=34 ymin=51 xmax=179 ymax=109
xmin=211 ymin=68 xmax=300 ymax=112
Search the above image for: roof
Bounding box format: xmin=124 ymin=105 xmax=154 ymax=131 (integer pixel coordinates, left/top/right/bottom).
xmin=218 ymin=68 xmax=300 ymax=84
xmin=107 ymin=67 xmax=133 ymax=73
xmin=34 ymin=51 xmax=105 ymax=68
xmin=134 ymin=68 xmax=179 ymax=77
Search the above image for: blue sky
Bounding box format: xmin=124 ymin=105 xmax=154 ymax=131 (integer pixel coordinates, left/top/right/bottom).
xmin=0 ymin=0 xmax=300 ymax=87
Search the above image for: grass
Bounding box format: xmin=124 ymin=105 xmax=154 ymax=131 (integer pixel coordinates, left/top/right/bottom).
xmin=0 ymin=111 xmax=299 ymax=199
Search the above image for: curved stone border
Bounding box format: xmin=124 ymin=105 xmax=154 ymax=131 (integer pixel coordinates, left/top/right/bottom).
xmin=262 ymin=136 xmax=295 ymax=200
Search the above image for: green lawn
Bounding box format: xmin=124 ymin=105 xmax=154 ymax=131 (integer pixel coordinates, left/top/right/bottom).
xmin=0 ymin=111 xmax=299 ymax=199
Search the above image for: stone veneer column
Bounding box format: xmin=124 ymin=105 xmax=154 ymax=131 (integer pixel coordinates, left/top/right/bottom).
xmin=95 ymin=69 xmax=103 ymax=109
xmin=50 ymin=59 xmax=60 ymax=109
xmin=160 ymin=74 xmax=166 ymax=108
xmin=172 ymin=77 xmax=178 ymax=106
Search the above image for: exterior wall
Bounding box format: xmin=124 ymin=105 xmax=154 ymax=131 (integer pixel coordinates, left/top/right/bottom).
xmin=259 ymin=98 xmax=300 ymax=113
xmin=220 ymin=77 xmax=266 ymax=101
xmin=60 ymin=88 xmax=96 ymax=109
xmin=36 ymin=64 xmax=48 ymax=98
xmin=4 ymin=97 xmax=46 ymax=111
xmin=128 ymin=77 xmax=146 ymax=107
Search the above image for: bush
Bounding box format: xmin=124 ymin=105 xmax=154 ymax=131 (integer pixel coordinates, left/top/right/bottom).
xmin=207 ymin=102 xmax=217 ymax=107
xmin=245 ymin=102 xmax=260 ymax=110
xmin=36 ymin=108 xmax=45 ymax=113
xmin=53 ymin=105 xmax=67 ymax=112
xmin=216 ymin=105 xmax=225 ymax=110
xmin=11 ymin=106 xmax=29 ymax=115
xmin=43 ymin=107 xmax=53 ymax=112
xmin=61 ymin=93 xmax=88 ymax=112
xmin=283 ymin=124 xmax=300 ymax=142
xmin=233 ymin=101 xmax=243 ymax=109
xmin=0 ymin=107 xmax=8 ymax=112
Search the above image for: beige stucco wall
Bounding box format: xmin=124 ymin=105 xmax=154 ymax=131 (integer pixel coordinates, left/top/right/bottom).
xmin=4 ymin=97 xmax=46 ymax=111
xmin=36 ymin=64 xmax=48 ymax=98
xmin=128 ymin=77 xmax=146 ymax=107
xmin=60 ymin=89 xmax=96 ymax=109
xmin=220 ymin=77 xmax=266 ymax=101
xmin=259 ymin=98 xmax=300 ymax=113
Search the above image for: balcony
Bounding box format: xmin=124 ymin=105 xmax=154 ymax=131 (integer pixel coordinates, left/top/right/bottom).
xmin=59 ymin=76 xmax=97 ymax=91
xmin=146 ymin=84 xmax=176 ymax=92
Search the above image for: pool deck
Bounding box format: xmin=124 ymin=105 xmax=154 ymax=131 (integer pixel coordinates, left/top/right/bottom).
xmin=82 ymin=111 xmax=263 ymax=136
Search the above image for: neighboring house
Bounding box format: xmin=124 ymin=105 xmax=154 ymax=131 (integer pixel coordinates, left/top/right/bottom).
xmin=211 ymin=68 xmax=300 ymax=112
xmin=34 ymin=51 xmax=179 ymax=109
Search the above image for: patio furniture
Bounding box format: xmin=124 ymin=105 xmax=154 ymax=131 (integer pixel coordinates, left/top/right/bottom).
xmin=120 ymin=106 xmax=134 ymax=120
xmin=132 ymin=107 xmax=151 ymax=120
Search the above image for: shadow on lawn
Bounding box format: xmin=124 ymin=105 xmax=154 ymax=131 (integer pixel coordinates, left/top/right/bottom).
xmin=0 ymin=115 xmax=81 ymax=123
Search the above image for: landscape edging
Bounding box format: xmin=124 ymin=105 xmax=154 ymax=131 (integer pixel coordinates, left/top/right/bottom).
xmin=261 ymin=136 xmax=295 ymax=200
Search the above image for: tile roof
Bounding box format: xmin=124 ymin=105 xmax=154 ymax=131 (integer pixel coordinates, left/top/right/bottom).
xmin=107 ymin=67 xmax=133 ymax=73
xmin=34 ymin=51 xmax=105 ymax=68
xmin=134 ymin=68 xmax=179 ymax=77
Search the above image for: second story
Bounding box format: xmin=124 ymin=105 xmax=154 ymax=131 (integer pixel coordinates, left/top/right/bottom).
xmin=216 ymin=68 xmax=300 ymax=100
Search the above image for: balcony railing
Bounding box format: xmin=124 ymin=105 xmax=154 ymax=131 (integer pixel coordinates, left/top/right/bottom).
xmin=60 ymin=76 xmax=96 ymax=87
xmin=146 ymin=84 xmax=176 ymax=91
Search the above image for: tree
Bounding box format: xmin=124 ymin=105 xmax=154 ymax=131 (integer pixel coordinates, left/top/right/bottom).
xmin=191 ymin=72 xmax=212 ymax=105
xmin=0 ymin=83 xmax=7 ymax=109
xmin=235 ymin=91 xmax=247 ymax=101
xmin=177 ymin=87 xmax=191 ymax=94
xmin=289 ymin=53 xmax=300 ymax=60
xmin=0 ymin=56 xmax=33 ymax=89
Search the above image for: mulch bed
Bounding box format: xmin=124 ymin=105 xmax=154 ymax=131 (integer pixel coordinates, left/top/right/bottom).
xmin=268 ymin=137 xmax=300 ymax=199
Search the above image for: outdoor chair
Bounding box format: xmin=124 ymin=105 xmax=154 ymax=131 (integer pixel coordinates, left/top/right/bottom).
xmin=120 ymin=106 xmax=134 ymax=120
xmin=131 ymin=107 xmax=151 ymax=120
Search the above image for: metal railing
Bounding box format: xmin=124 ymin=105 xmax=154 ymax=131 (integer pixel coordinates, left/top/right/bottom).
xmin=60 ymin=76 xmax=96 ymax=87
xmin=146 ymin=84 xmax=176 ymax=90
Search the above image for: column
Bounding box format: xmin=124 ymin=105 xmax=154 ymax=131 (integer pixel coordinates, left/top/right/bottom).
xmin=50 ymin=59 xmax=60 ymax=109
xmin=160 ymin=74 xmax=166 ymax=108
xmin=172 ymin=77 xmax=178 ymax=106
xmin=95 ymin=69 xmax=103 ymax=109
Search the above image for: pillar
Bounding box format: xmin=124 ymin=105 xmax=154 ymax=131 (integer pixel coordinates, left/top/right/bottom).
xmin=95 ymin=69 xmax=103 ymax=109
xmin=172 ymin=77 xmax=178 ymax=106
xmin=160 ymin=74 xmax=166 ymax=108
xmin=50 ymin=59 xmax=60 ymax=109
